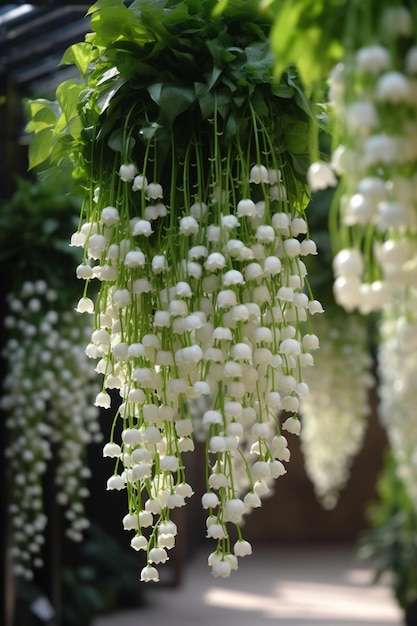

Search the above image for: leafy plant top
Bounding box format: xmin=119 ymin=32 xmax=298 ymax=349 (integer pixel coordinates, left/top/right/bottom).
xmin=27 ymin=0 xmax=313 ymax=190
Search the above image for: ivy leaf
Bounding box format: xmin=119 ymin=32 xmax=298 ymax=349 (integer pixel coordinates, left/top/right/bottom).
xmin=25 ymin=100 xmax=59 ymax=133
xmin=60 ymin=42 xmax=94 ymax=76
xmin=270 ymin=0 xmax=345 ymax=90
xmin=207 ymin=65 xmax=222 ymax=90
xmin=108 ymin=128 xmax=136 ymax=153
xmin=28 ymin=128 xmax=54 ymax=170
xmin=195 ymin=82 xmax=215 ymax=119
xmin=56 ymin=80 xmax=83 ymax=126
xmin=97 ymin=77 xmax=126 ymax=113
xmin=140 ymin=122 xmax=160 ymax=141
xmin=158 ymin=84 xmax=196 ymax=128
xmin=287 ymin=74 xmax=313 ymax=117
xmin=148 ymin=82 xmax=163 ymax=106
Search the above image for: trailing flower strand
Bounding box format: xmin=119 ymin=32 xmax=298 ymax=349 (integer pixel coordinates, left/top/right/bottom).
xmin=28 ymin=0 xmax=322 ymax=580
xmin=378 ymin=294 xmax=417 ymax=510
xmin=2 ymin=281 xmax=101 ymax=580
xmin=307 ymin=3 xmax=417 ymax=316
xmin=300 ymin=308 xmax=374 ymax=508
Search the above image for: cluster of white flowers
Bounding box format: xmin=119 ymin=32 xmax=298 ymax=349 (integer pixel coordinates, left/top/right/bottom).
xmin=73 ymin=119 xmax=323 ymax=580
xmin=299 ymin=310 xmax=374 ymax=509
xmin=377 ymin=295 xmax=417 ymax=509
xmin=308 ymin=5 xmax=417 ymax=316
xmin=1 ymin=280 xmax=102 ymax=580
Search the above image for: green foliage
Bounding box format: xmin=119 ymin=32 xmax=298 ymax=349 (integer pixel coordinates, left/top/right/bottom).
xmin=358 ymin=451 xmax=417 ymax=611
xmin=26 ymin=0 xmax=315 ymax=193
xmin=267 ymin=0 xmax=346 ymax=89
xmin=61 ymin=523 xmax=142 ymax=626
xmin=0 ymin=172 xmax=82 ymax=299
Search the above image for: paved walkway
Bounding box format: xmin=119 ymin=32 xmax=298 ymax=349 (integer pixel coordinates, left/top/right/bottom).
xmin=92 ymin=544 xmax=403 ymax=626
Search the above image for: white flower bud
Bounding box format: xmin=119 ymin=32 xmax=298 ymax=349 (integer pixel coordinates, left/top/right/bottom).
xmin=211 ymin=559 xmax=232 ymax=578
xmin=205 ymin=252 xmax=226 ymax=271
xmin=102 ymin=442 xmax=121 ymax=457
xmin=119 ymin=163 xmax=137 ymax=181
xmin=233 ymin=540 xmax=252 ymax=557
xmin=356 ymin=45 xmax=390 ymax=73
xmin=122 ymin=513 xmax=138 ymax=530
xmin=76 ymin=297 xmax=94 ymax=314
xmin=131 ymin=535 xmax=147 ymax=551
xmin=376 ymin=71 xmax=410 ymax=103
xmin=101 ymin=206 xmax=120 ymax=226
xmin=207 ymin=523 xmax=226 ymax=539
xmin=95 ymin=391 xmax=111 ymax=408
xmin=221 ymin=214 xmax=239 ymax=230
xmin=284 ymin=238 xmax=301 ymax=258
xmin=202 ymin=492 xmax=220 ymax=509
xmin=132 ymin=219 xmax=153 ymax=237
xmin=333 ymin=249 xmax=364 ymax=277
xmin=140 ymin=566 xmax=159 ymax=582
xmin=207 ymin=225 xmax=221 ymax=242
xmin=249 ymin=164 xmax=269 ymax=184
xmin=223 ymin=498 xmax=245 ymax=523
xmin=149 ymin=547 xmax=169 ymax=564
xmin=282 ymin=416 xmax=301 ymax=435
xmin=303 ymin=333 xmax=320 ymax=350
xmin=179 ymin=216 xmax=199 ymax=236
xmin=208 ymin=473 xmax=228 ymax=489
xmin=244 ymin=492 xmax=262 ymax=508
xmin=255 ymin=225 xmax=275 ymax=243
xmin=152 ymin=255 xmax=167 ymax=273
xmin=223 ymin=269 xmax=245 ymax=286
xmin=270 ymin=460 xmax=287 ymax=478
xmin=146 ymin=182 xmax=163 ymax=199
xmin=190 ymin=202 xmax=207 ymax=218
xmin=209 ymin=436 xmax=227 ymax=453
xmin=272 ymin=212 xmax=289 ymax=231
xmin=106 ymin=475 xmax=125 ymax=490
xmin=237 ymin=198 xmax=256 ymax=217
xmin=216 ymin=290 xmax=237 ymax=308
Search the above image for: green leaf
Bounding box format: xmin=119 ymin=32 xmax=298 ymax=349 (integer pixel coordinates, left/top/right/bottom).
xmin=158 ymin=84 xmax=196 ymax=127
xmin=211 ymin=0 xmax=229 ymax=16
xmin=86 ymin=0 xmax=124 ymax=16
xmin=148 ymin=82 xmax=163 ymax=106
xmin=28 ymin=128 xmax=54 ymax=169
xmin=56 ymin=80 xmax=83 ymax=125
xmin=108 ymin=128 xmax=136 ymax=153
xmin=140 ymin=122 xmax=160 ymax=141
xmin=60 ymin=42 xmax=94 ymax=76
xmin=195 ymin=82 xmax=215 ymax=119
xmin=96 ymin=77 xmax=126 ymax=113
xmin=25 ymin=100 xmax=59 ymax=132
xmin=207 ymin=65 xmax=222 ymax=90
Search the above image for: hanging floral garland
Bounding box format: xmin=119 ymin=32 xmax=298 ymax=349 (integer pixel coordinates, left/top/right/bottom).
xmin=0 ymin=176 xmax=102 ymax=581
xmin=2 ymin=282 xmax=101 ymax=580
xmin=299 ymin=308 xmax=374 ymax=508
xmin=269 ymin=0 xmax=417 ymax=511
xmin=290 ymin=0 xmax=417 ymax=512
xmin=377 ymin=292 xmax=417 ymax=510
xmin=290 ymin=184 xmax=374 ymax=510
xmin=311 ymin=3 xmax=417 ymax=317
xmin=28 ymin=0 xmax=324 ymax=581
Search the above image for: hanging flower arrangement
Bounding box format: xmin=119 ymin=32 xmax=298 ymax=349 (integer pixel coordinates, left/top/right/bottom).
xmin=269 ymin=0 xmax=417 ymax=510
xmin=2 ymin=282 xmax=101 ymax=580
xmin=312 ymin=4 xmax=417 ymax=317
xmin=27 ymin=0 xmax=323 ymax=581
xmin=290 ymin=174 xmax=374 ymax=510
xmin=377 ymin=292 xmax=417 ymax=510
xmin=0 ymin=175 xmax=102 ymax=581
xmin=299 ymin=308 xmax=374 ymax=508
xmin=270 ymin=0 xmax=417 ymax=316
